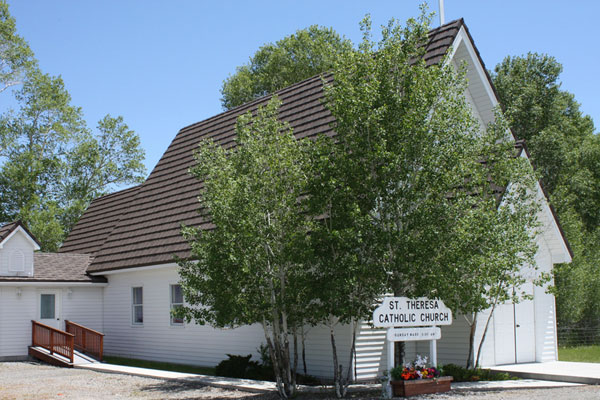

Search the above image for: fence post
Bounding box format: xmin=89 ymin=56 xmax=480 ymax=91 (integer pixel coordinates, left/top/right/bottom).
xmin=49 ymin=330 xmax=54 ymax=355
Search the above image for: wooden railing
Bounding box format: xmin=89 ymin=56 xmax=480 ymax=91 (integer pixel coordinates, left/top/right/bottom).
xmin=31 ymin=320 xmax=74 ymax=364
xmin=65 ymin=320 xmax=104 ymax=361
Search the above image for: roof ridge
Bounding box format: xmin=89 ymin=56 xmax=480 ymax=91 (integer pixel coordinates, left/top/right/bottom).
xmin=90 ymin=185 xmax=142 ymax=203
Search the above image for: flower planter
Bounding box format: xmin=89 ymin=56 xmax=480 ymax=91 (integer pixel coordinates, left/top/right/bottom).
xmin=390 ymin=376 xmax=453 ymax=397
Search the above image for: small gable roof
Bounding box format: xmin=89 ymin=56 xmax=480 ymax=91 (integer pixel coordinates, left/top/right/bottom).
xmin=0 ymin=221 xmax=41 ymax=250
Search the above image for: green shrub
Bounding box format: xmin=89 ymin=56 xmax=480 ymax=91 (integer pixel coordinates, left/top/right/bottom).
xmin=215 ymin=354 xmax=260 ymax=379
xmin=439 ymin=363 xmax=518 ymax=382
xmin=214 ymin=350 xmax=321 ymax=384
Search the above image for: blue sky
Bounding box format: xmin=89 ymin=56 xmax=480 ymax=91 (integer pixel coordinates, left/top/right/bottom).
xmin=6 ymin=1 xmax=600 ymax=177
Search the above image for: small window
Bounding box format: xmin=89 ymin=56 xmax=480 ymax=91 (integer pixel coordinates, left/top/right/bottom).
xmin=170 ymin=284 xmax=184 ymax=325
xmin=132 ymin=287 xmax=143 ymax=325
xmin=40 ymin=294 xmax=55 ymax=319
xmin=9 ymin=250 xmax=25 ymax=272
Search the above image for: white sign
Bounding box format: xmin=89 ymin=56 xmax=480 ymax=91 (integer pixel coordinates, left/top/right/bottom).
xmin=387 ymin=327 xmax=441 ymax=342
xmin=372 ymin=297 xmax=452 ymax=328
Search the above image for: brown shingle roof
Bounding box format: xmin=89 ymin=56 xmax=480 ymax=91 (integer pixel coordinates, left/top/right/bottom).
xmin=68 ymin=20 xmax=465 ymax=274
xmin=59 ymin=185 xmax=141 ymax=255
xmin=0 ymin=253 xmax=106 ymax=283
xmin=0 ymin=220 xmax=41 ymax=248
xmin=0 ymin=221 xmax=19 ymax=243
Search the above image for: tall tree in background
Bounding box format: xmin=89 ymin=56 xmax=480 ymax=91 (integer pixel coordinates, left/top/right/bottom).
xmin=492 ymin=53 xmax=600 ymax=330
xmin=0 ymin=1 xmax=35 ymax=95
xmin=0 ymin=2 xmax=146 ymax=251
xmin=220 ymin=25 xmax=353 ymax=110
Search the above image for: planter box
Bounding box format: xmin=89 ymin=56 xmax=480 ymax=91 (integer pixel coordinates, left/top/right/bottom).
xmin=390 ymin=376 xmax=453 ymax=397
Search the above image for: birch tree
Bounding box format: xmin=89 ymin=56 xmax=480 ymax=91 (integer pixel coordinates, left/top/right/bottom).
xmin=320 ymin=10 xmax=542 ymax=374
xmin=178 ymin=98 xmax=314 ymax=398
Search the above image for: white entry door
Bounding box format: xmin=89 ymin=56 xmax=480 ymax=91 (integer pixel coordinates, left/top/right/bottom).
xmin=515 ymin=282 xmax=536 ymax=363
xmin=38 ymin=291 xmax=61 ymax=330
xmin=493 ymin=302 xmax=516 ymax=365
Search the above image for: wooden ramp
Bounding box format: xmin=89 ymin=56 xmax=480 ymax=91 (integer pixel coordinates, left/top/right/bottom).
xmin=29 ymin=346 xmax=97 ymax=367
xmin=29 ymin=320 xmax=104 ymax=368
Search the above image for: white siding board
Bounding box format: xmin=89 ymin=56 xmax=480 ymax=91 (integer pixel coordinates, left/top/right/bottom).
xmin=0 ymin=285 xmax=103 ymax=358
xmin=62 ymin=287 xmax=104 ymax=332
xmin=0 ymin=231 xmax=35 ymax=277
xmin=102 ymin=266 xmax=349 ymax=379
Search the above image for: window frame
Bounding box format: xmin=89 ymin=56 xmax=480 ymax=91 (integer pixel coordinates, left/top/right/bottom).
xmin=170 ymin=284 xmax=184 ymax=326
xmin=132 ymin=286 xmax=143 ymax=325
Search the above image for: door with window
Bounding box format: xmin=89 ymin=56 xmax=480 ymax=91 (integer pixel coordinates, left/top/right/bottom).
xmin=38 ymin=290 xmax=61 ymax=330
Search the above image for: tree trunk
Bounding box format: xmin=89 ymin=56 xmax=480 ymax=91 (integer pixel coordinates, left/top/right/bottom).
xmin=345 ymin=319 xmax=359 ymax=390
xmin=292 ymin=326 xmax=298 ymax=387
xmin=301 ymin=326 xmax=308 ymax=375
xmin=475 ymin=306 xmax=496 ymax=368
xmin=262 ymin=321 xmax=288 ymax=399
xmin=330 ymin=325 xmax=343 ymax=398
xmin=466 ymin=313 xmax=477 ymax=369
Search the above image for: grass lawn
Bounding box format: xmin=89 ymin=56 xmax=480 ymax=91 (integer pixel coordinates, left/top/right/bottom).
xmin=103 ymin=355 xmax=216 ymax=376
xmin=559 ymin=345 xmax=600 ymax=363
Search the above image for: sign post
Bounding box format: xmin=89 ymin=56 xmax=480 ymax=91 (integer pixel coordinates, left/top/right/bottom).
xmin=373 ymin=297 xmax=452 ymax=398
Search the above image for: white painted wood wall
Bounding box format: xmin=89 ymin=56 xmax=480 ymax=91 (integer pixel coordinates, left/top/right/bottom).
xmin=0 ymin=230 xmax=34 ymax=277
xmin=0 ymin=286 xmax=103 ymax=359
xmin=102 ymin=266 xmax=352 ymax=379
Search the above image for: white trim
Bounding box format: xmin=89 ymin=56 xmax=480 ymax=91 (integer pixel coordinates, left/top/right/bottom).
xmin=0 ymin=281 xmax=107 ymax=287
xmin=451 ymin=26 xmax=498 ymax=108
xmin=518 ymin=151 xmax=572 ymax=264
xmin=0 ymin=226 xmax=40 ymax=250
xmin=132 ymin=285 xmax=144 ymax=326
xmin=169 ymin=283 xmax=184 ymax=326
xmin=90 ymin=262 xmax=178 ymax=276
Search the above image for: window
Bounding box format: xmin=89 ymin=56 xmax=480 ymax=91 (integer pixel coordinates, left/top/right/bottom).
xmin=170 ymin=284 xmax=184 ymax=325
xmin=40 ymin=294 xmax=55 ymax=319
xmin=132 ymin=287 xmax=143 ymax=324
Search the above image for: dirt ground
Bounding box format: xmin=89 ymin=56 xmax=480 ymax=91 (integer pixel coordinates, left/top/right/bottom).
xmin=1 ymin=361 xmax=599 ymax=400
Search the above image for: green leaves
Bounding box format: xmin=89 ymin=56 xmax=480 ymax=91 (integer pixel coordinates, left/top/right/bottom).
xmin=180 ymin=97 xmax=314 ymax=327
xmin=220 ymin=25 xmax=353 ymax=110
xmin=492 ymin=52 xmax=600 ymax=329
xmin=0 ymin=1 xmax=36 ymax=94
xmin=0 ymin=6 xmax=146 ymax=251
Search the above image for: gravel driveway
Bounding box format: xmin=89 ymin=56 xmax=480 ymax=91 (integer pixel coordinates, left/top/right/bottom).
xmin=1 ymin=361 xmax=599 ymax=400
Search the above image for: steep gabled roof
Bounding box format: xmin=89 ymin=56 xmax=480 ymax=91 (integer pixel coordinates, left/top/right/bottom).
xmin=0 ymin=220 xmax=41 ymax=249
xmin=60 ymin=185 xmax=141 ymax=255
xmin=63 ymin=19 xmax=489 ymax=273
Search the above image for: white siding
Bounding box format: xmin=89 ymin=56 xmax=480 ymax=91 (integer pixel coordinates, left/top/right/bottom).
xmin=103 ymin=266 xmax=349 ymax=379
xmin=0 ymin=285 xmax=103 ymax=359
xmin=0 ymin=286 xmax=36 ymax=358
xmin=354 ymin=321 xmax=386 ymax=381
xmin=299 ymin=324 xmax=353 ymax=380
xmin=62 ymin=287 xmax=104 ymax=332
xmin=0 ymin=231 xmax=35 ymax=277
xmin=534 ymin=236 xmax=558 ymax=362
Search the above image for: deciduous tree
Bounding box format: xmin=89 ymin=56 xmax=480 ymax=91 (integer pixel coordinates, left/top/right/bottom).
xmin=177 ymin=98 xmax=314 ymax=398
xmin=220 ymin=25 xmax=352 ymax=110
xmin=492 ymin=53 xmax=600 ymax=332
